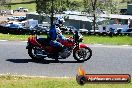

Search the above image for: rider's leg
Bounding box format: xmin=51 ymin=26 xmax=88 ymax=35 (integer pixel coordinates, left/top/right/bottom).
xmin=49 ymin=40 xmax=64 ymax=49
xmin=49 ymin=40 xmax=64 ymax=61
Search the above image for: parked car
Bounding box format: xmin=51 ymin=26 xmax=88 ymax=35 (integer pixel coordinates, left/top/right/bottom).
xmin=79 ymin=29 xmax=89 ymax=34
xmin=89 ymin=29 xmax=100 ymax=34
xmin=126 ymin=28 xmax=132 ymax=32
xmin=37 ymin=23 xmax=50 ymax=34
xmin=15 ymin=7 xmax=28 ymax=12
xmin=3 ymin=22 xmax=23 ymax=34
xmin=122 ymin=28 xmax=132 ymax=35
xmin=7 ymin=16 xmax=15 ymax=20
xmin=18 ymin=16 xmax=26 ymax=21
xmin=34 ymin=25 xmax=50 ymax=34
xmin=7 ymin=16 xmax=26 ymax=21
xmin=5 ymin=22 xmax=23 ymax=29
xmin=40 ymin=26 xmax=50 ymax=33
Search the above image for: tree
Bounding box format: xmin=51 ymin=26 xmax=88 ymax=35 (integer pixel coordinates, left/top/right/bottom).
xmin=83 ymin=0 xmax=97 ymax=33
xmin=105 ymin=0 xmax=119 ymax=14
xmin=36 ymin=0 xmax=82 ymax=26
xmin=91 ymin=0 xmax=97 ymax=33
xmin=0 ymin=0 xmax=12 ymax=10
xmin=36 ymin=0 xmax=54 ymax=26
xmin=83 ymin=0 xmax=121 ymax=33
xmin=83 ymin=0 xmax=92 ymax=13
xmin=36 ymin=0 xmax=69 ymax=26
xmin=68 ymin=1 xmax=81 ymax=11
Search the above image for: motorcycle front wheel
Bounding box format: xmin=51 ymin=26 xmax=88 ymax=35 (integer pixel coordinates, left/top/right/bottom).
xmin=73 ymin=47 xmax=92 ymax=62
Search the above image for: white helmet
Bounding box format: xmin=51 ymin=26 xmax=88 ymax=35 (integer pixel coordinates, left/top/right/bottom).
xmin=55 ymin=17 xmax=65 ymax=25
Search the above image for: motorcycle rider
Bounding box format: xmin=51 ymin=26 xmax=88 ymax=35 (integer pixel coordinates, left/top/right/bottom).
xmin=47 ymin=17 xmax=66 ymax=52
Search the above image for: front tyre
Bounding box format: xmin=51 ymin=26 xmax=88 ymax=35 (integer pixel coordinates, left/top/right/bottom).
xmin=73 ymin=47 xmax=92 ymax=62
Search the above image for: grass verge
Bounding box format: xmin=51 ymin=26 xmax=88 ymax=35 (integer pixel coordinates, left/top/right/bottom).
xmin=11 ymin=0 xmax=36 ymax=12
xmin=0 ymin=75 xmax=131 ymax=88
xmin=0 ymin=33 xmax=132 ymax=45
xmin=0 ymin=33 xmax=30 ymax=41
xmin=82 ymin=35 xmax=132 ymax=45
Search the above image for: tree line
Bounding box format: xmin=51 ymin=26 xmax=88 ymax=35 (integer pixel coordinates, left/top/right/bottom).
xmin=0 ymin=0 xmax=12 ymax=10
xmin=1 ymin=0 xmax=131 ymax=32
xmin=35 ymin=0 xmax=121 ymax=32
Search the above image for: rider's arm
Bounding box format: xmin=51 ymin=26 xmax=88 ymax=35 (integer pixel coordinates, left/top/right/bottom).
xmin=56 ymin=27 xmax=66 ymax=40
xmin=58 ymin=34 xmax=66 ymax=40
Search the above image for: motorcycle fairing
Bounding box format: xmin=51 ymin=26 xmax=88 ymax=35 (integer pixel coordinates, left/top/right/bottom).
xmin=57 ymin=39 xmax=75 ymax=47
xmin=28 ymin=35 xmax=41 ymax=47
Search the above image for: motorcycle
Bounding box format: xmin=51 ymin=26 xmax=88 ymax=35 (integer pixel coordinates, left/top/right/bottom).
xmin=26 ymin=31 xmax=92 ymax=62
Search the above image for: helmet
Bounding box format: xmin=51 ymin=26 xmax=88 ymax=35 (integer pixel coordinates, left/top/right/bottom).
xmin=55 ymin=17 xmax=65 ymax=26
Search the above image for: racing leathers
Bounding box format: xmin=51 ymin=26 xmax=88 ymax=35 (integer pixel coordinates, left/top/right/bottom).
xmin=47 ymin=25 xmax=66 ymax=49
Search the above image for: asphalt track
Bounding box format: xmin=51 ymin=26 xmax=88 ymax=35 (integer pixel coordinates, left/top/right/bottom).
xmin=0 ymin=41 xmax=132 ymax=77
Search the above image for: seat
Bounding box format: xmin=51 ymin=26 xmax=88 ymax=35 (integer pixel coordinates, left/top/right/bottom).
xmin=36 ymin=36 xmax=49 ymax=45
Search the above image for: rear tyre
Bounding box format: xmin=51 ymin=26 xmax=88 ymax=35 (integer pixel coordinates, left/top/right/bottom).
xmin=28 ymin=46 xmax=43 ymax=61
xmin=73 ymin=47 xmax=92 ymax=62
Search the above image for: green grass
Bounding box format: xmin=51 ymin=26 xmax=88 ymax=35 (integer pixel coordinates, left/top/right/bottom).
xmin=11 ymin=3 xmax=36 ymax=12
xmin=10 ymin=0 xmax=81 ymax=12
xmin=0 ymin=33 xmax=30 ymax=41
xmin=11 ymin=0 xmax=36 ymax=12
xmin=9 ymin=0 xmax=127 ymax=12
xmin=82 ymin=35 xmax=132 ymax=45
xmin=0 ymin=75 xmax=131 ymax=88
xmin=0 ymin=33 xmax=132 ymax=45
xmin=11 ymin=0 xmax=35 ymax=3
xmin=9 ymin=0 xmax=128 ymax=12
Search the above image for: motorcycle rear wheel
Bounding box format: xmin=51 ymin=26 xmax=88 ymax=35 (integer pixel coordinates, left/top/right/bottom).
xmin=28 ymin=46 xmax=43 ymax=60
xmin=73 ymin=47 xmax=92 ymax=62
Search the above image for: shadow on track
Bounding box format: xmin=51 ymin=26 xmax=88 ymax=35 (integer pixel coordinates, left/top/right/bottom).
xmin=6 ymin=59 xmax=83 ymax=64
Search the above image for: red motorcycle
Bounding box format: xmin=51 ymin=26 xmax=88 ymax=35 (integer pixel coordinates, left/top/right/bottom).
xmin=26 ymin=32 xmax=92 ymax=62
